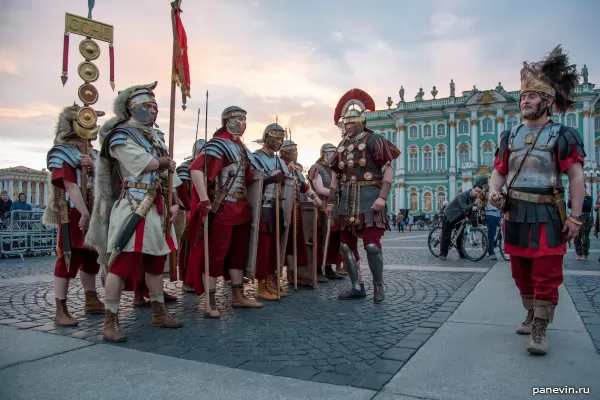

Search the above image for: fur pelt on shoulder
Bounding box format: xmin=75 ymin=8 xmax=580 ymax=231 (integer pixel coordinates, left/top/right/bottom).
xmin=41 ymin=173 xmax=58 ymax=228
xmin=84 ymin=116 xmax=123 ymax=282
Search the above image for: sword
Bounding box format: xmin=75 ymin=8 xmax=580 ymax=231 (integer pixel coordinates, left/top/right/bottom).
xmin=107 ymin=190 xmax=158 ymax=267
xmin=321 ymin=214 xmax=332 ymax=273
xmin=292 ymin=177 xmax=298 ymax=292
xmin=58 ymin=195 xmax=72 ymax=270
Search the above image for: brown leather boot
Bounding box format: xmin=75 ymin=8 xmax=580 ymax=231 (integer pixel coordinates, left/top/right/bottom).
xmin=527 ymin=300 xmax=554 ymax=355
xmin=54 ymin=298 xmax=79 ymax=326
xmin=257 ymin=280 xmax=278 ymax=301
xmin=203 ymin=290 xmax=221 ymax=318
xmin=102 ymin=310 xmax=127 ymax=342
xmin=151 ymin=301 xmax=183 ymax=328
xmin=267 ymin=279 xmax=287 ymax=297
xmin=516 ymin=294 xmax=534 ymax=335
xmin=231 ymin=285 xmax=263 ymax=308
xmin=84 ymin=291 xmax=105 ymax=314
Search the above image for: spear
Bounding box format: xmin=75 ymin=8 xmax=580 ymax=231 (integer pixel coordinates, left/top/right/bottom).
xmin=203 ymin=90 xmax=210 ymax=315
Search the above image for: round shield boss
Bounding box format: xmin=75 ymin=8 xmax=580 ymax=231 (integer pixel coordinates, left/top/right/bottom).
xmin=78 ymin=61 xmax=99 ymax=82
xmin=79 ymin=39 xmax=100 ymax=60
xmin=77 ymin=106 xmax=98 ymax=129
xmin=78 ymin=83 xmax=99 ymax=105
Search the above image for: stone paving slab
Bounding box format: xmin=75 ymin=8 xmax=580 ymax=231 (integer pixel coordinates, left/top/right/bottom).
xmin=0 ymin=324 xmax=92 ymax=369
xmin=0 ymin=343 xmax=376 ymax=400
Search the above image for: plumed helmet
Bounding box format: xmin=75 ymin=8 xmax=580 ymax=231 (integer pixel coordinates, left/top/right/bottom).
xmin=192 ymin=139 xmax=206 ymax=157
xmin=54 ymin=103 xmax=105 ymax=145
xmin=320 ymin=143 xmax=336 ymax=156
xmin=333 ymin=88 xmax=376 ymax=133
xmin=214 ymin=106 xmax=247 ymax=137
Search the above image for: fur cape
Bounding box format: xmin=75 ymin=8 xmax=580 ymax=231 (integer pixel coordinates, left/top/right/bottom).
xmin=84 ymin=83 xmax=158 ymax=283
xmin=41 ymin=104 xmax=81 ymax=228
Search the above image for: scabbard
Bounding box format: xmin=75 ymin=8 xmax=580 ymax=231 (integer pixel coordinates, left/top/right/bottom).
xmin=60 ymin=222 xmax=72 ymax=268
xmin=194 ymin=211 xmax=216 ymax=245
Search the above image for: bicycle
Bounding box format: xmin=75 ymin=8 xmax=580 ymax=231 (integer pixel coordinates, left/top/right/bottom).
xmin=428 ymin=213 xmax=488 ymax=261
xmin=490 ymin=217 xmax=509 ymax=261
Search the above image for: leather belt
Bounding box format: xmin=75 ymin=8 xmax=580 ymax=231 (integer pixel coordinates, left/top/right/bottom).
xmin=344 ymin=180 xmax=383 ymax=187
xmin=123 ymin=181 xmax=155 ymax=190
xmin=227 ymin=192 xmax=246 ymax=199
xmin=508 ymin=189 xmax=561 ymax=204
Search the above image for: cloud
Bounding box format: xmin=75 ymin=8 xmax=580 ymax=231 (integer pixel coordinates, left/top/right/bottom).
xmin=332 ymin=31 xmax=344 ymax=42
xmin=429 ymin=13 xmax=474 ymax=37
xmin=0 ymin=49 xmax=19 ymax=74
xmin=0 ymin=103 xmax=62 ymax=120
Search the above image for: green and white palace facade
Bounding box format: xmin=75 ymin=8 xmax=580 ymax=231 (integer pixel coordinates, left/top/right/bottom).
xmin=361 ymin=80 xmax=600 ymax=215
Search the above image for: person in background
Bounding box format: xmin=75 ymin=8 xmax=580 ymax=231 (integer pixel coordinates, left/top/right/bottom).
xmin=10 ymin=193 xmax=32 ymax=219
xmin=439 ymin=185 xmax=483 ymax=260
xmin=397 ymin=213 xmax=404 ymax=232
xmin=0 ymin=191 xmax=12 ymax=217
xmin=569 ymin=185 xmax=593 ymax=261
xmin=485 ymin=192 xmax=502 ymax=261
xmin=407 ymin=213 xmax=414 ymax=232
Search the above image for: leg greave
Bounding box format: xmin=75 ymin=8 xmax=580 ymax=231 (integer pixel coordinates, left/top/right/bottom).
xmin=365 ymin=243 xmax=384 ymax=284
xmin=340 ymin=243 xmax=359 ymax=285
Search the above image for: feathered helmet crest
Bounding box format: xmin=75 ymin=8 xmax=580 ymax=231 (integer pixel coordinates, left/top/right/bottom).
xmin=333 ymin=88 xmax=376 ymax=133
xmin=520 ymin=45 xmax=579 ymax=114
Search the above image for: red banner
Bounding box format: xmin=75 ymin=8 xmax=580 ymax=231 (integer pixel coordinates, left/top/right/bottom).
xmin=173 ymin=7 xmax=190 ymax=101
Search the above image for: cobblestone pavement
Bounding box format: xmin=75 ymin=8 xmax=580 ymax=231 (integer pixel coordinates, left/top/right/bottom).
xmin=1 ymin=229 xmax=598 ymax=389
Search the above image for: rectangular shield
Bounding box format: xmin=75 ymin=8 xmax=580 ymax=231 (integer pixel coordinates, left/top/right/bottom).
xmin=278 ymin=176 xmax=295 ymax=267
xmin=300 ymin=200 xmax=319 ymax=288
xmin=244 ymin=169 xmax=264 ymax=280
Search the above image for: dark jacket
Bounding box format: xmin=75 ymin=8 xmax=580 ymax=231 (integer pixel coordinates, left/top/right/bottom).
xmin=443 ymin=190 xmax=477 ymax=224
xmin=0 ymin=198 xmax=12 ymax=215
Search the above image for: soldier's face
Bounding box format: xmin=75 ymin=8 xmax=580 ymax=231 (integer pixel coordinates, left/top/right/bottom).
xmin=519 ymin=92 xmax=549 ymax=120
xmin=265 ymin=132 xmax=284 ymax=152
xmin=323 ymin=150 xmax=336 ymax=165
xmin=226 ymin=116 xmax=246 ymax=135
xmin=344 ymin=122 xmax=363 ymax=137
xmin=282 ymin=146 xmax=298 ymax=163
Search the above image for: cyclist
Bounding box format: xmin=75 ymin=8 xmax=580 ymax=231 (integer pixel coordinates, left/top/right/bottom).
xmin=439 ymin=184 xmax=483 ymax=260
xmin=486 ymin=195 xmax=502 ymax=260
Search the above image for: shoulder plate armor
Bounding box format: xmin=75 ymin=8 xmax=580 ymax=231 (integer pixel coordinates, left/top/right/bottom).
xmin=202 ymin=138 xmax=253 ymax=164
xmin=47 ymin=144 xmax=82 ymax=171
xmin=101 ymin=127 xmax=155 ymax=158
xmin=293 ymin=168 xmax=307 ymax=185
xmin=176 ymin=160 xmax=192 ymax=181
xmin=310 ymin=163 xmax=332 ymax=189
xmin=557 ymin=125 xmax=586 ymax=161
xmin=251 ymin=150 xmax=289 ymax=174
xmin=496 ymin=128 xmax=513 ymax=160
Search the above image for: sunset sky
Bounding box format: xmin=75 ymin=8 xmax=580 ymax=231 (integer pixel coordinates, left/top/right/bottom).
xmin=1 ymin=0 xmax=599 ymax=170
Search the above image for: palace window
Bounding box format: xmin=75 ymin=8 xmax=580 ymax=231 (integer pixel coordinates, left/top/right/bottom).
xmin=595 ymin=117 xmax=600 ymax=132
xmin=410 ymin=192 xmax=418 ymax=211
xmin=459 ymin=148 xmax=470 ymax=165
xmin=409 ymin=149 xmax=419 ymax=171
xmin=423 ymin=146 xmax=433 ymax=170
xmin=437 ymin=191 xmax=446 ymax=210
xmin=436 ymin=146 xmax=446 ymax=170
xmin=566 ymin=113 xmax=577 ymax=127
xmin=423 ymin=192 xmax=433 ymax=212
xmin=458 ymin=120 xmax=469 ymax=134
xmin=507 ymin=116 xmax=518 ymax=130
xmin=437 ymin=124 xmax=445 ymax=137
xmin=482 ymin=117 xmax=493 ymax=133
xmin=596 ymin=145 xmax=600 ymax=165
xmin=392 ymin=131 xmax=397 ymax=144
xmin=482 ymin=147 xmax=494 ymax=167
xmin=423 ymin=125 xmax=432 ymax=138
xmin=409 ymin=126 xmax=418 ymax=140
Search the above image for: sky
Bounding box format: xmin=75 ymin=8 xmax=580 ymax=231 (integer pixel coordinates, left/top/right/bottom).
xmin=1 ymin=0 xmax=599 ymax=171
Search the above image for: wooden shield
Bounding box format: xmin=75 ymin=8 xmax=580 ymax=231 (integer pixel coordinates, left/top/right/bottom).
xmin=300 ymin=200 xmax=319 ymax=288
xmin=278 ymin=176 xmax=295 ymax=267
xmin=244 ymin=169 xmax=264 ymax=280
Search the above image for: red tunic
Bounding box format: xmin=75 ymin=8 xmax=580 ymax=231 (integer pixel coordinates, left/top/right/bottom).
xmin=283 ymin=160 xmax=309 ymax=264
xmin=493 ymin=139 xmax=584 ymax=258
xmin=51 ymin=163 xmax=88 ymax=249
xmin=176 ymin=181 xmax=192 ymax=210
xmin=185 ymin=133 xmax=253 ymax=295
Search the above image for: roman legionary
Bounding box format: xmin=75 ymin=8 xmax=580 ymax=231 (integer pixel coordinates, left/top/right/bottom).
xmin=326 ymin=89 xmax=400 ymax=303
xmin=308 ymin=143 xmax=345 ymax=280
xmin=185 ymin=106 xmax=263 ymax=318
xmin=279 ymin=139 xmax=326 ymax=286
xmin=86 ymin=82 xmax=183 ymax=342
xmin=251 ymin=123 xmax=289 ymax=300
xmin=43 ymin=104 xmax=105 ymax=326
xmin=489 ymin=46 xmax=584 ymax=355
xmin=176 ymin=139 xmax=205 ymax=293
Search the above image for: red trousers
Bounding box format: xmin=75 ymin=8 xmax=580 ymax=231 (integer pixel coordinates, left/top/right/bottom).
xmin=256 ymin=232 xmax=277 ymax=280
xmin=110 ymin=252 xmax=166 ymax=292
xmin=54 ymin=247 xmax=100 ymax=279
xmin=510 ymin=255 xmax=563 ymax=305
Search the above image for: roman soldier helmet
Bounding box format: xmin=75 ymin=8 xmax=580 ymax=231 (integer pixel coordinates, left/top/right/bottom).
xmin=317 ymin=143 xmax=337 ymax=165
xmin=281 ymin=139 xmax=296 ymax=152
xmin=192 ymin=139 xmax=206 ymax=157
xmin=112 ymin=81 xmax=158 ymax=123
xmin=519 ymin=45 xmax=579 ymax=118
xmin=333 ymin=88 xmax=376 ymax=134
xmin=214 ymin=106 xmax=247 ymax=137
xmin=54 ymin=103 xmax=105 ymax=145
xmin=260 ymin=123 xmax=286 ymax=142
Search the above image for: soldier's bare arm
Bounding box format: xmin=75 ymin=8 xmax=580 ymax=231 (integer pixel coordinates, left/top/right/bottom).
xmin=63 ymin=180 xmax=90 ymax=231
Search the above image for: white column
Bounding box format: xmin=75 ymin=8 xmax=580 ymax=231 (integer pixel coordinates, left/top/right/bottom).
xmin=18 ymin=180 xmax=22 ymax=194
xmin=583 ymin=107 xmax=591 ymax=167
xmin=27 ymin=181 xmax=32 ymax=203
xmin=35 ymin=182 xmax=40 ymax=205
xmin=470 ymin=110 xmax=478 ymax=165
xmin=399 ymin=184 xmax=406 ymax=208
xmin=394 ymin=186 xmax=400 ymax=212
xmin=43 ymin=183 xmax=48 ymax=206
xmin=590 ymin=113 xmax=597 ymax=166
xmin=449 ymin=175 xmax=456 ymax=200
xmin=496 ymin=109 xmax=505 ymax=144
xmin=449 ymin=115 xmax=456 ymax=173
xmin=9 ymin=180 xmax=14 ymax=199
xmin=398 ymin=121 xmax=406 ymax=174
